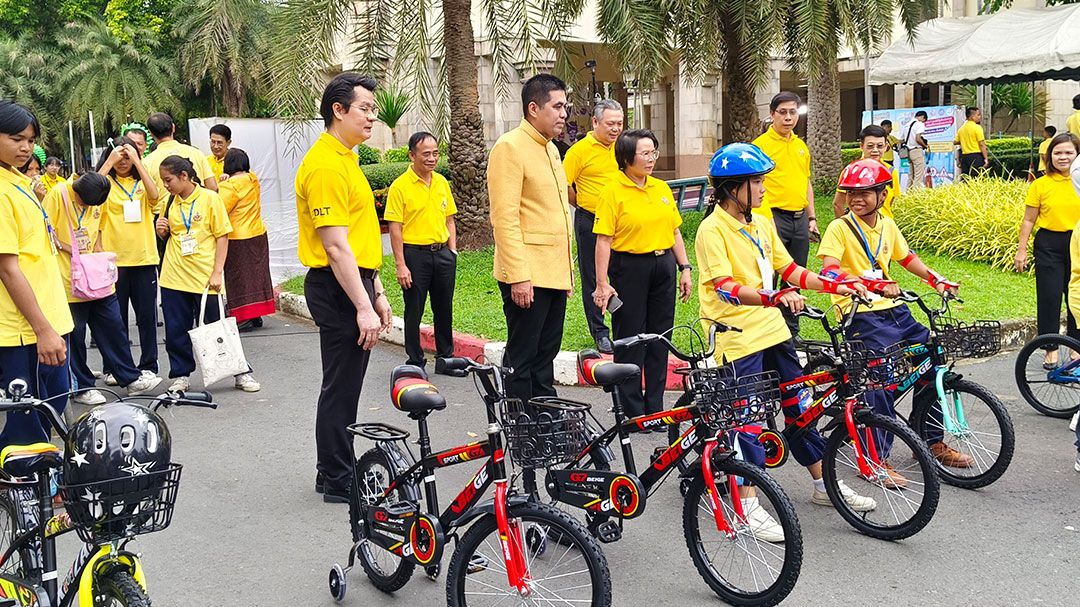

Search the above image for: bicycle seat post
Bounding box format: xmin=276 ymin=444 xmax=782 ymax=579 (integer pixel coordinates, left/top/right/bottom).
xmin=36 ymin=470 xmax=58 ymax=602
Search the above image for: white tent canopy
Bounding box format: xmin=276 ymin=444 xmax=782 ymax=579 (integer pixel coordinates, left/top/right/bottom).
xmin=870 ymin=5 xmax=1080 ymax=85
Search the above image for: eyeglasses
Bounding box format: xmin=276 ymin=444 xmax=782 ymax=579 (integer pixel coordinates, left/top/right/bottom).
xmin=637 ymin=150 xmax=660 ymax=160
xmin=349 ymin=104 xmax=379 ymax=116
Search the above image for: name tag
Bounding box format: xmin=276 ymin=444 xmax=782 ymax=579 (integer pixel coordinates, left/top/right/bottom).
xmin=179 ymin=233 xmax=197 ymax=256
xmin=73 ymin=228 xmax=91 ymax=253
xmin=123 ymin=199 xmax=142 ymax=223
xmin=757 ymin=256 xmax=775 ymax=289
xmin=862 ymin=269 xmax=883 ymax=280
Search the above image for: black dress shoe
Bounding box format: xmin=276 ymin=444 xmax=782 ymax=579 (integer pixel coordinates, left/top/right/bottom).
xmin=323 ymin=488 xmax=349 ymax=504
xmin=435 ymin=358 xmax=468 ymax=378
xmin=315 ymin=472 xmax=324 ymax=494
xmin=596 ymin=336 xmax=614 ymax=354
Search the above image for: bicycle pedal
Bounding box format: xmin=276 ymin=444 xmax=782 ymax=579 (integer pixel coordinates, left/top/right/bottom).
xmin=593 ymin=520 xmax=622 ymax=544
xmin=382 ymin=501 xmax=418 ymax=516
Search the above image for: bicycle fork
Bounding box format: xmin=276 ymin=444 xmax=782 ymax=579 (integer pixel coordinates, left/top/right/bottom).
xmin=933 ymin=367 xmax=970 ymax=436
xmin=493 ymin=480 xmax=531 ymax=596
xmin=700 ymin=438 xmax=743 ymax=539
xmin=843 ymin=399 xmax=882 ymax=479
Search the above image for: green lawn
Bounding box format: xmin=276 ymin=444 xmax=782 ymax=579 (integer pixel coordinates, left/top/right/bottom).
xmin=281 ymin=198 xmax=1035 ymax=352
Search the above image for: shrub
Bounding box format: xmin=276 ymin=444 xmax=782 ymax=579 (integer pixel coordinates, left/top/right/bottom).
xmin=894 ymin=176 xmax=1028 ymax=271
xmin=361 ymin=160 xmax=451 ymax=193
xmin=987 ymin=149 xmax=1036 ymax=180
xmin=357 ymin=144 xmax=381 ymax=165
xmin=840 ymin=141 xmax=861 ymax=150
xmin=986 ymin=137 xmax=1033 ymax=152
xmin=383 ymin=146 xmax=409 ymax=163
xmin=840 ymin=148 xmax=862 ymax=165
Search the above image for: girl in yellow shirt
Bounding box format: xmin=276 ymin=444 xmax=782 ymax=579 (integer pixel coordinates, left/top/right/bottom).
xmin=218 ymin=148 xmax=273 ymax=330
xmin=154 ymin=156 xmax=260 ymax=393
xmin=42 ymin=157 xmax=64 ymax=193
xmin=1015 ymin=133 xmax=1080 ymax=367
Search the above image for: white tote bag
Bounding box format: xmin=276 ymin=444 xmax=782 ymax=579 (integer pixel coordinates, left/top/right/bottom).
xmin=188 ymin=289 xmax=249 ymax=387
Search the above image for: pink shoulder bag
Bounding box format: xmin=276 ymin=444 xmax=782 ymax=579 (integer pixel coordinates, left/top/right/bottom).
xmin=60 ymin=187 xmax=117 ymax=300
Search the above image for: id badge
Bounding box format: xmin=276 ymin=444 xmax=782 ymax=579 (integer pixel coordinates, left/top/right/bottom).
xmin=74 ymin=228 xmax=91 ymax=253
xmin=862 ymin=269 xmax=884 ymax=301
xmin=756 ymin=256 xmax=775 ymax=290
xmin=123 ymin=199 xmax=142 ymax=223
xmin=179 ymin=233 xmax=197 ymax=256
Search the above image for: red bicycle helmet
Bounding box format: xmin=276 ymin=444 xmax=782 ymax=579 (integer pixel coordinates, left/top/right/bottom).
xmin=837 ymin=159 xmax=893 ymax=190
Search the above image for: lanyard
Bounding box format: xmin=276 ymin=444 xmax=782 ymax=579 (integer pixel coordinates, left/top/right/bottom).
xmin=847 ymin=212 xmax=882 ymax=267
xmin=179 ymin=195 xmax=198 ymax=233
xmin=111 ymin=176 xmax=140 ymax=201
xmin=739 ymin=228 xmax=766 ymax=259
xmin=73 ymin=201 xmax=87 ymax=228
xmin=13 ymin=185 xmax=55 ymax=239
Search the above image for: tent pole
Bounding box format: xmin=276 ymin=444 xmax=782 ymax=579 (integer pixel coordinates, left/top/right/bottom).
xmin=1029 ymin=80 xmax=1037 ymax=180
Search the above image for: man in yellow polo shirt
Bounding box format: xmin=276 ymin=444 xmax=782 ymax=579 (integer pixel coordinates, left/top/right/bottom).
xmin=563 ymin=99 xmax=623 ymax=353
xmin=1038 ymin=126 xmax=1056 ymax=174
xmin=832 ymin=125 xmax=900 ymax=218
xmin=0 ymin=100 xmax=73 ymax=451
xmin=955 ymin=107 xmax=989 ymax=177
xmin=880 ymin=119 xmax=900 ymax=167
xmin=206 ymin=124 xmax=231 ymax=181
xmin=385 ymin=131 xmax=463 ymax=376
xmin=488 ymin=73 xmax=574 ymax=402
xmin=753 ymin=91 xmax=816 ymax=337
xmin=143 ymin=112 xmax=218 ymax=208
xmin=1067 ymin=94 xmax=1080 ymax=139
xmin=296 ymin=73 xmax=392 ymax=504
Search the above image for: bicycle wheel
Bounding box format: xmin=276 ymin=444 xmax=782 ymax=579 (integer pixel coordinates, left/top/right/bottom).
xmin=912 ymin=378 xmax=1015 ymax=489
xmin=353 ymin=448 xmax=415 ymax=592
xmin=94 ymin=570 xmax=150 ymax=606
xmin=683 ymin=456 xmax=802 ymax=606
xmin=1015 ymin=334 xmax=1080 ymax=418
xmin=446 ymin=501 xmax=612 ymax=607
xmin=0 ymin=489 xmax=33 ymax=579
xmin=821 ymin=411 xmax=940 ymax=540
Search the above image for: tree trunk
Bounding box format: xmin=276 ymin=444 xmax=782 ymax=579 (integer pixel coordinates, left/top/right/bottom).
xmin=223 ymin=67 xmax=245 ymax=117
xmin=806 ymin=58 xmax=842 ymax=189
xmin=721 ymin=22 xmax=763 ymax=143
xmin=442 ymin=0 xmax=492 ymax=249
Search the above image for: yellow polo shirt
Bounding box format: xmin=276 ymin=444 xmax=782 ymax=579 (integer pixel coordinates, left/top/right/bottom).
xmin=1068 ymin=220 xmax=1080 ymax=317
xmin=159 ymin=186 xmax=232 ymax=294
xmin=206 ymin=154 xmax=225 ymax=181
xmin=384 ymin=166 xmax=457 ymax=246
xmin=0 ymin=167 xmax=73 ymax=346
xmin=696 ymin=209 xmax=793 ymax=362
xmin=955 ymin=120 xmax=985 ymax=155
xmin=41 ymin=184 xmax=110 ymax=303
xmin=593 ymin=173 xmax=682 ymax=253
xmin=836 ymin=161 xmax=900 ymax=218
xmin=1038 ymin=138 xmax=1051 ymax=173
xmin=817 ymin=213 xmax=911 ymax=314
xmin=563 ymin=132 xmax=619 ymax=214
xmin=218 ymin=172 xmax=266 ymax=240
xmin=882 ymin=134 xmax=900 ymax=164
xmin=1025 ymin=173 xmax=1080 ymax=232
xmin=143 ymin=140 xmax=215 ymax=207
xmin=1067 ymin=110 xmax=1080 ymax=139
xmin=752 ymin=126 xmax=811 ymax=216
xmin=295 ymin=132 xmax=381 ymax=269
xmin=100 ymin=174 xmax=158 ymax=267
xmin=41 ymin=173 xmax=64 ymax=193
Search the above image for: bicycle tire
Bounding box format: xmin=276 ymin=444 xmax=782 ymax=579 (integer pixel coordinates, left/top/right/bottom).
xmin=0 ymin=492 xmax=27 ymax=579
xmin=683 ymin=457 xmax=802 ymax=606
xmin=95 ymin=570 xmax=151 ymax=606
xmin=912 ymin=378 xmax=1014 ymax=489
xmin=1015 ymin=334 xmax=1080 ymax=418
xmin=446 ymin=501 xmax=611 ymax=607
xmin=353 ymin=448 xmax=415 ymax=592
xmin=821 ymin=411 xmax=940 ymax=540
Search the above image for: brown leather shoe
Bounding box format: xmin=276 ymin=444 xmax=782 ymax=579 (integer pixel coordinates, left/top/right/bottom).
xmin=864 ymin=461 xmax=908 ymax=489
xmin=930 ymin=442 xmax=974 ymax=468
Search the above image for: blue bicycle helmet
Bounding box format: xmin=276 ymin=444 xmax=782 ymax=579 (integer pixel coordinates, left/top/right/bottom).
xmin=708 ymin=143 xmax=775 ymax=179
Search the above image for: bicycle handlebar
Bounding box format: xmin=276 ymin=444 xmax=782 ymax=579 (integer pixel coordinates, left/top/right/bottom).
xmin=896 ymin=289 xmax=960 ymax=322
xmin=612 ymin=321 xmax=736 ymax=363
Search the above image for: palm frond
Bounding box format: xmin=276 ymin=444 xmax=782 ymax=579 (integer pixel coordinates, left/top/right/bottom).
xmin=594 ymin=0 xmax=670 ymax=88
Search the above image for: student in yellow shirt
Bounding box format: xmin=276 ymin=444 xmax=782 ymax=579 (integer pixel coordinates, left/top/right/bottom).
xmin=591 ymin=129 xmax=692 ymax=418
xmin=20 ymin=154 xmax=46 ymax=201
xmin=1067 ymin=94 xmax=1080 ymax=139
xmin=206 ymin=124 xmax=231 ymax=181
xmin=1015 ymin=133 xmax=1080 ymax=367
xmin=0 ymin=100 xmax=73 ymax=450
xmin=819 ymin=159 xmax=968 ymax=475
xmin=832 ymin=125 xmax=901 ymax=218
xmin=696 ymin=143 xmax=874 ymax=542
xmin=219 ymin=148 xmax=273 ymax=335
xmin=385 ymin=132 xmax=462 ymax=375
xmin=143 ymin=112 xmax=217 ymax=209
xmin=97 ymin=135 xmax=162 ymax=381
xmin=564 ymin=99 xmax=623 ymax=353
xmin=1038 ymin=126 xmax=1056 ymax=175
xmin=42 ymin=173 xmax=161 ymax=405
xmin=955 ymin=107 xmax=989 ymax=177
xmin=1066 ymin=215 xmax=1080 ymax=472
xmin=153 ymin=155 xmax=258 ymax=393
xmin=880 ymin=119 xmax=900 ymax=167
xmin=42 ymin=157 xmax=63 ymax=192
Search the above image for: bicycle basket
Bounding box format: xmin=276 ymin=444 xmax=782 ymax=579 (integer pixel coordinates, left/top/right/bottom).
xmin=842 ymin=341 xmax=911 ymax=390
xmin=61 ymin=463 xmax=182 ymax=543
xmin=689 ymin=367 xmax=782 ymax=428
xmin=499 ymin=397 xmax=589 ymax=468
xmin=938 ymin=319 xmax=1002 ymax=359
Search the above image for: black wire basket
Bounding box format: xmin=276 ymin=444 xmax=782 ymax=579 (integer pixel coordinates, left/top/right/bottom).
xmin=61 ymin=463 xmax=182 ymax=543
xmin=841 ymin=341 xmax=912 ymax=390
xmin=938 ymin=319 xmax=1002 ymax=359
xmin=689 ymin=367 xmax=782 ymax=428
xmin=499 ymin=397 xmax=589 ymax=468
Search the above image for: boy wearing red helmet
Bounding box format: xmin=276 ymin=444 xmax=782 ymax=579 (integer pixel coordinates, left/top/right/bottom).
xmin=818 ymin=159 xmax=972 ymax=481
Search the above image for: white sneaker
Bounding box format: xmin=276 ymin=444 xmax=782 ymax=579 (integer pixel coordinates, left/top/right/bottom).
xmin=168 ymin=377 xmax=190 ymax=393
xmin=1070 ymin=410 xmax=1078 ymax=432
xmin=125 ymin=374 xmax=162 ymax=396
xmin=71 ymin=390 xmax=106 ymax=406
xmin=103 ymin=373 xmax=119 ymax=386
xmin=741 ymin=497 xmax=785 ymax=543
xmin=140 ymin=370 xmax=158 ymax=380
xmin=811 ymin=480 xmax=877 ymax=512
xmin=1075 ymin=454 xmax=1080 ymax=473
xmin=234 ymin=373 xmax=261 ymax=393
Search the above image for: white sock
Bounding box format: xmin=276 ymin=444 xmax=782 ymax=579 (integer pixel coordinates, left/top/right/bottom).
xmin=813 ymin=478 xmax=826 ymax=492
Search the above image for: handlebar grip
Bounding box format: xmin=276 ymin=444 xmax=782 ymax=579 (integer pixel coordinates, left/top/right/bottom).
xmin=439 ymin=357 xmax=473 ymax=372
xmin=796 ymin=305 xmax=826 ymax=320
xmin=177 ymin=391 xmax=217 ymax=408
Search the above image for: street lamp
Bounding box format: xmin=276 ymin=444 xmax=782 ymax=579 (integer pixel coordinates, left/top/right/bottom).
xmin=585 ymin=59 xmax=598 ymax=101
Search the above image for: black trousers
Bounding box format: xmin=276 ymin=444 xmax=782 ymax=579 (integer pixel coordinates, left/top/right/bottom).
xmin=70 ymin=294 xmax=141 ymax=389
xmin=960 ymin=153 xmax=986 ymax=176
xmin=402 ymin=245 xmax=456 ymax=367
xmin=610 ymin=250 xmax=676 ymax=417
xmin=574 ymin=208 xmax=610 ymax=340
xmin=771 ymin=209 xmax=809 ymax=337
xmin=305 ymin=267 xmax=377 ymax=492
xmin=1033 ymin=229 xmax=1080 ymax=344
xmin=499 ymin=283 xmax=567 ymax=403
xmin=115 ymin=265 xmax=159 ymax=372
xmin=160 ymin=288 xmax=223 ymax=379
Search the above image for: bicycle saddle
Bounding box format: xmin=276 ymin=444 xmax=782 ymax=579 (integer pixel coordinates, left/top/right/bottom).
xmin=0 ymin=442 xmax=62 ymax=479
xmin=390 ymin=365 xmax=447 ymax=413
xmin=577 ymin=350 xmax=640 ymax=387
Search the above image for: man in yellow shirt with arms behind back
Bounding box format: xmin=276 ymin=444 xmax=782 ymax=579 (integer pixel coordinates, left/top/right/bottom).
xmin=955 ymin=106 xmax=989 ymax=177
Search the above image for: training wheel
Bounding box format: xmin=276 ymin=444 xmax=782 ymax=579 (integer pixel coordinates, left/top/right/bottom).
xmin=425 ymin=564 xmax=441 ymax=580
xmin=329 ymin=564 xmax=347 ymax=602
xmin=758 ymin=430 xmax=789 ymax=468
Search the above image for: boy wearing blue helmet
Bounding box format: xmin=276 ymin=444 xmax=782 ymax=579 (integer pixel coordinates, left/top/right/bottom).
xmin=695 ymin=143 xmax=876 ymax=540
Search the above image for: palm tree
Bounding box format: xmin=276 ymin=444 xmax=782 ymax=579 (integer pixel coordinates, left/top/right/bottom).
xmin=784 ymin=0 xmax=937 ymax=185
xmin=375 ymin=86 xmax=412 ymax=147
xmin=172 ymin=0 xmax=272 ymax=117
xmin=0 ymin=35 xmax=57 ymax=136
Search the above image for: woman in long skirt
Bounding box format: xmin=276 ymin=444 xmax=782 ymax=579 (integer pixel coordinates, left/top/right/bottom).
xmin=218 ymin=148 xmax=275 ymax=330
